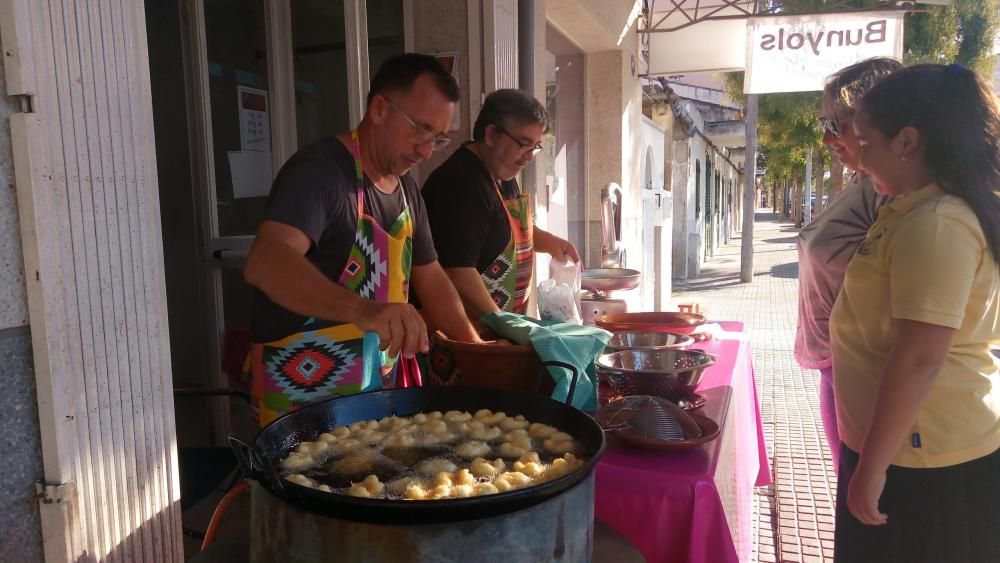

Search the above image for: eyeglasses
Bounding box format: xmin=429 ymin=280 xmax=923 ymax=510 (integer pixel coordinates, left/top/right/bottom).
xmin=817 ymin=116 xmax=841 ymax=138
xmin=497 ymin=127 xmax=543 ymax=156
xmin=386 ymin=98 xmax=452 ymax=150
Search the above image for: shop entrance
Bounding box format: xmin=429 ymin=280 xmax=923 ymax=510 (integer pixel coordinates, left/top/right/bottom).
xmin=146 ymin=0 xmax=405 ymax=447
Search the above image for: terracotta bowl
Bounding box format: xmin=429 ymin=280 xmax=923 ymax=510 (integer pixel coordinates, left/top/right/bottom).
xmin=427 ymin=332 xmax=554 ymax=396
xmin=594 ymin=312 xmax=707 ymax=334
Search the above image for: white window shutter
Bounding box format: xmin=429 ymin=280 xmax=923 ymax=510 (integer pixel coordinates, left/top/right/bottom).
xmin=483 ymin=0 xmax=518 ymax=93
xmin=1 ymin=0 xmax=183 ymax=560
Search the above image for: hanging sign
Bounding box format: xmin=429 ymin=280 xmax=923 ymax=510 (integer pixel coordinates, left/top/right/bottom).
xmin=744 ymin=12 xmax=904 ymax=94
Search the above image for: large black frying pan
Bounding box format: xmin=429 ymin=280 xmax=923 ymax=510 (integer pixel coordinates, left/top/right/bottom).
xmin=229 ymin=362 xmax=606 ymax=525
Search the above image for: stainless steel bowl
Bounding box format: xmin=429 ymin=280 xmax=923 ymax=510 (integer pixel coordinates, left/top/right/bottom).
xmin=581 ymin=268 xmax=641 ymax=293
xmin=595 ymin=349 xmax=714 ymax=401
xmin=605 ymin=331 xmax=694 ymax=353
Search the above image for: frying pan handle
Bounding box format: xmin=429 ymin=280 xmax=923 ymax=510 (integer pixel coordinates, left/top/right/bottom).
xmin=228 ymin=434 xmax=256 ymax=477
xmin=541 ymin=360 xmax=581 ymax=406
xmin=228 ymin=434 xmax=286 ymax=493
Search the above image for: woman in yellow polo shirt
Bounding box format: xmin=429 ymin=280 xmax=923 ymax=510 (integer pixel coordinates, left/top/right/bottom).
xmin=831 ymin=63 xmax=1000 ymax=561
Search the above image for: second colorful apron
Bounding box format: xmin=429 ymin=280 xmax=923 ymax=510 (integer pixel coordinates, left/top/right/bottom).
xmin=480 ymin=183 xmax=535 ymax=315
xmin=427 ymin=183 xmax=534 ymax=384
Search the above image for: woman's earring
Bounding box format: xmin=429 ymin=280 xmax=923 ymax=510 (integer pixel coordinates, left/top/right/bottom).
xmin=900 ymin=154 xmax=908 ymax=161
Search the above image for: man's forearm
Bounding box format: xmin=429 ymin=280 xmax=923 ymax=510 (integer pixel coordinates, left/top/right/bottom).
xmin=532 ymin=226 xmax=555 ymax=255
xmin=443 ymin=267 xmax=501 ymax=321
xmin=245 ymin=237 xmax=369 ymax=325
xmin=413 ymin=263 xmax=482 ymax=342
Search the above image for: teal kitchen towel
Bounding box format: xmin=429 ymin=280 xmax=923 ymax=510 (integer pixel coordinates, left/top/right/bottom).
xmin=480 ymin=311 xmax=611 ymax=411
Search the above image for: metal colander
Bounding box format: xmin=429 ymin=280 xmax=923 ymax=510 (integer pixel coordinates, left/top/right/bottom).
xmin=596 ymin=395 xmax=702 ymax=442
xmin=596 ymin=349 xmax=714 ymax=402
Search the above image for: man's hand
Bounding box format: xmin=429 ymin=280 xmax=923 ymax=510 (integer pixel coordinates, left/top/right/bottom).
xmin=548 ymin=235 xmax=580 ymax=263
xmin=355 ymin=301 xmax=429 ymax=359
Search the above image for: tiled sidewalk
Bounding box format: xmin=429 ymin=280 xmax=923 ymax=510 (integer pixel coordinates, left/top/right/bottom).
xmin=674 ymin=210 xmax=837 ymax=562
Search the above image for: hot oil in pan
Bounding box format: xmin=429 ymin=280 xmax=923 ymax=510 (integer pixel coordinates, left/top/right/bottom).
xmin=381 ymin=445 xmax=444 ymax=466
xmin=282 ymin=416 xmax=570 ymax=499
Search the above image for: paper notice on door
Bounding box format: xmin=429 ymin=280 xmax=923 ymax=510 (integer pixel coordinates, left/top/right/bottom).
xmin=237 ymin=85 xmax=270 ymax=152
xmin=228 ymin=151 xmax=273 ymax=199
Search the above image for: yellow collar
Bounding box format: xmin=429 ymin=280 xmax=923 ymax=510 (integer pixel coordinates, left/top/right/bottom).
xmin=885 ymin=183 xmax=944 ymax=215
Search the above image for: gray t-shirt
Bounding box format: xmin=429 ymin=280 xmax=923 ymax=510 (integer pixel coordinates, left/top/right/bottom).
xmin=250 ymin=136 xmax=437 ymax=342
xmin=795 ymin=176 xmax=893 ymax=369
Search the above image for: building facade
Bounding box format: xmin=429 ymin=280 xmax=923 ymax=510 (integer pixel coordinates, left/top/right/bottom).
xmin=0 ymin=1 xmax=686 ymax=559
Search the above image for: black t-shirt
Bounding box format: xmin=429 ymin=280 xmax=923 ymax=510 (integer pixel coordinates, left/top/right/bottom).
xmin=421 ymin=144 xmax=520 ymax=272
xmin=251 ymin=136 xmax=437 ymax=342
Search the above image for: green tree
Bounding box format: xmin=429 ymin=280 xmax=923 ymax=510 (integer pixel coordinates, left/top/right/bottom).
xmin=724 ymin=71 xmax=826 ymax=222
xmin=906 ymin=0 xmax=1000 ymax=75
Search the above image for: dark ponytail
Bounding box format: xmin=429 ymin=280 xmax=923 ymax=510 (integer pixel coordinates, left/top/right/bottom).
xmin=860 ymin=64 xmax=1000 ymax=264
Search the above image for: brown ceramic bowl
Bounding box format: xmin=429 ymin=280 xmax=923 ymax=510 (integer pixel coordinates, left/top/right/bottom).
xmin=428 ymin=332 xmax=554 ymax=396
xmin=594 ymin=312 xmax=707 ymax=335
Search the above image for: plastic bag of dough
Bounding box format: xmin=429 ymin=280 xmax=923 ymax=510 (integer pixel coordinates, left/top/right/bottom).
xmin=537 ymin=277 xmax=582 ymax=326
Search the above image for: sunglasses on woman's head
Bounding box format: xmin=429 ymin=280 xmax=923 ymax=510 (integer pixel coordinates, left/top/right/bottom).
xmin=818 ymin=116 xmax=841 ymax=138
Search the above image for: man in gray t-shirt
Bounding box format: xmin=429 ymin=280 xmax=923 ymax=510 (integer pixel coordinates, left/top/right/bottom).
xmin=243 ymin=55 xmax=481 ymax=423
xmin=252 ymin=137 xmax=437 ymax=342
xmin=246 ymin=55 xmax=480 ymax=357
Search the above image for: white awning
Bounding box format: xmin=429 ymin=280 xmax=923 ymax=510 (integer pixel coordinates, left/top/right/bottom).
xmin=646 ymin=18 xmax=747 ymax=75
xmin=645 ymin=3 xmax=754 ymax=76
xmin=644 ymin=2 xmax=909 ymax=92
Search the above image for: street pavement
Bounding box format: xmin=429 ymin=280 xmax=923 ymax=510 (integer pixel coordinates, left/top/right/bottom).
xmin=674 ymin=209 xmax=836 ymax=562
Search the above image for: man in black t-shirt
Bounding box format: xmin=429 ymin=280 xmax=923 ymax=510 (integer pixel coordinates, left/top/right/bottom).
xmin=244 ymin=55 xmax=480 ymax=404
xmin=422 ymin=89 xmax=579 ymax=321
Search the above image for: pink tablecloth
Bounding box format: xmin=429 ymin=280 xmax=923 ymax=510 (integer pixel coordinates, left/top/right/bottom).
xmin=594 ymin=321 xmax=771 ymax=563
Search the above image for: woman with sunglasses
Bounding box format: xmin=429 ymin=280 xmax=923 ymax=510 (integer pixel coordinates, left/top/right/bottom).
xmin=795 ymin=57 xmax=902 ymax=471
xmin=831 ymin=63 xmax=1000 ymax=561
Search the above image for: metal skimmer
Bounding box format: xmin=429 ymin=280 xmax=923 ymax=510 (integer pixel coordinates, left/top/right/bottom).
xmin=597 ymin=395 xmax=702 ymax=441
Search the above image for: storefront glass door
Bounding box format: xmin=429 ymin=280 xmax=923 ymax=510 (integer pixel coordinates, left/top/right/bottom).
xmin=175 ymin=0 xmax=403 ymax=440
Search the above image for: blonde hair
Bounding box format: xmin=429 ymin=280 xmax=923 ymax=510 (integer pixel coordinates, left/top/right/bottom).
xmin=823 ymin=57 xmax=903 ymax=116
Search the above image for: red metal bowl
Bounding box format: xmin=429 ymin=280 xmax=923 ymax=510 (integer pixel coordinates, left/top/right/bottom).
xmin=594 ymin=312 xmax=707 ymax=334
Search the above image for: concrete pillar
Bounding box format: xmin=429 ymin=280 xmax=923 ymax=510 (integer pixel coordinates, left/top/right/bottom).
xmin=584 ymin=32 xmax=644 ymax=311
xmin=669 ymin=136 xmax=691 ymax=279
xmin=410 ymin=0 xmax=474 ymax=183
xmin=584 ymin=50 xmax=624 ymax=268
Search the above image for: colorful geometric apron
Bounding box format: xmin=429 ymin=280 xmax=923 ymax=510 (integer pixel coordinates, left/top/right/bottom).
xmin=427 ymin=183 xmax=534 ymax=384
xmin=480 ymin=183 xmax=535 ymax=315
xmin=248 ymin=131 xmax=413 ymax=426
